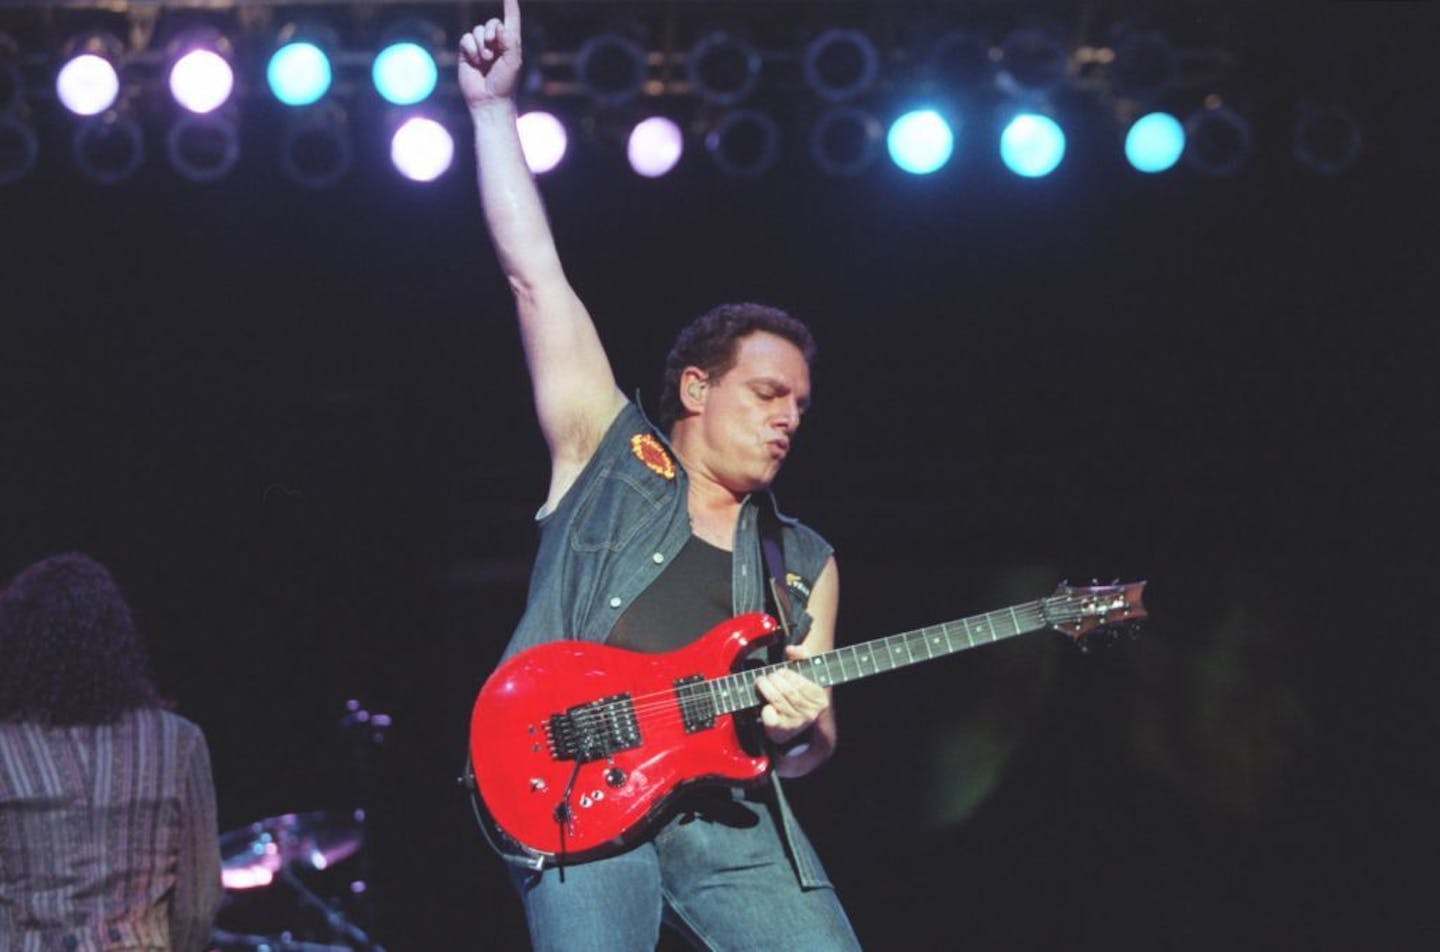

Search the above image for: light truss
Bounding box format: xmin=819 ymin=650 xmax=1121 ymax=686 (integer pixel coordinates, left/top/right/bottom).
xmin=0 ymin=1 xmax=1374 ymax=187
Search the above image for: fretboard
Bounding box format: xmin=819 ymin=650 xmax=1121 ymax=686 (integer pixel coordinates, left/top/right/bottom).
xmin=704 ymin=598 xmax=1055 ymax=717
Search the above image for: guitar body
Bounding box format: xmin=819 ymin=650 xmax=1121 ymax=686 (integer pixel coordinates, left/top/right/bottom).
xmin=469 ymin=613 xmax=781 ymax=863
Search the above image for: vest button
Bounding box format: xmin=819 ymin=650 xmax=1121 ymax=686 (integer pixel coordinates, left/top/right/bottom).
xmin=652 ymin=552 xmax=665 ymax=564
xmin=609 ymin=596 xmax=622 ymax=608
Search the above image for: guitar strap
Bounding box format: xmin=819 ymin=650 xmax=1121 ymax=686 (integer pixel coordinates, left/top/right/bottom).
xmin=757 ymin=499 xmax=795 ymax=649
xmin=756 ymin=499 xmax=816 ymax=768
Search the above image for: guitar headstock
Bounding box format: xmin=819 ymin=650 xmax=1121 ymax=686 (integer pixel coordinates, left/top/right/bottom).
xmin=1044 ymin=581 xmax=1148 ymax=644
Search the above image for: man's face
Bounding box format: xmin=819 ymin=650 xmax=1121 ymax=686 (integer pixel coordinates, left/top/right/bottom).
xmin=696 ymin=331 xmax=811 ymax=493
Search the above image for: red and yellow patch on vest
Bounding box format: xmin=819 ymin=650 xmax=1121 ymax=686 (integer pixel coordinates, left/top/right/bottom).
xmin=630 ymin=433 xmax=676 ymax=480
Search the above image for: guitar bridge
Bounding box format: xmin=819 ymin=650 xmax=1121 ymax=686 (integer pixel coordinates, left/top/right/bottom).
xmin=674 ymin=675 xmax=716 ymax=734
xmin=546 ymin=694 xmax=641 ymax=763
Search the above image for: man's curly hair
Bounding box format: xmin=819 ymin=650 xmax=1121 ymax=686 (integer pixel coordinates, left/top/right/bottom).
xmin=657 ymin=303 xmax=817 ymax=432
xmin=0 ymin=553 xmax=163 ymax=725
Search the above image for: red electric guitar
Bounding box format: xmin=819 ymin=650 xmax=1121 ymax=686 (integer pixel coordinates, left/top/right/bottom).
xmin=466 ymin=581 xmax=1146 ymax=865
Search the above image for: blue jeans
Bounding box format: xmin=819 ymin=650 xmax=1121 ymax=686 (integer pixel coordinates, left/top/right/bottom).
xmin=510 ymin=788 xmax=859 ymax=951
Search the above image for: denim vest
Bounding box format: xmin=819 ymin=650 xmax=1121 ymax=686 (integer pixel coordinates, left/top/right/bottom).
xmin=500 ymin=400 xmax=835 ymax=887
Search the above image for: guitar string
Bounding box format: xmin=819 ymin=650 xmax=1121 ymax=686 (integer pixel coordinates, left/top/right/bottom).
xmin=562 ymin=605 xmax=1055 ymax=725
xmin=547 ymin=601 xmax=1085 ymax=735
xmin=580 ymin=602 xmax=1127 ymax=734
xmin=551 ymin=599 xmax=1138 ymax=742
xmin=544 ymin=602 xmax=1079 ymax=740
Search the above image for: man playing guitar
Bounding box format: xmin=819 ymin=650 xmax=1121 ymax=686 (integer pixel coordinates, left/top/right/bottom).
xmin=460 ymin=2 xmax=860 ymax=948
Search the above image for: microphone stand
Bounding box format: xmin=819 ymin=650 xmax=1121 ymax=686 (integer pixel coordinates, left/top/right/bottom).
xmin=278 ymin=867 xmax=386 ymax=952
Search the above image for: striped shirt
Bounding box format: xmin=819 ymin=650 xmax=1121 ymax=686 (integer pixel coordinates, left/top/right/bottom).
xmin=0 ymin=708 xmax=221 ymax=951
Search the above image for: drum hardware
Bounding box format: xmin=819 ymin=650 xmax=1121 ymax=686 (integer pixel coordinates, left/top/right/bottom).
xmin=214 ymin=699 xmax=392 ymax=951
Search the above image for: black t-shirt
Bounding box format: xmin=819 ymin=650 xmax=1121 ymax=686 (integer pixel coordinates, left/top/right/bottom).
xmin=606 ymin=535 xmax=732 ymax=653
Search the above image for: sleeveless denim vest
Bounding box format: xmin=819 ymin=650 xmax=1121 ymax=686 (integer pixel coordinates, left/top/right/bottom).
xmin=499 ymin=401 xmax=835 ymax=887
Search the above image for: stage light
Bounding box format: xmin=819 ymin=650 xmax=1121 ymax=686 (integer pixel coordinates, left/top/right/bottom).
xmin=73 ymin=112 xmax=144 ymax=184
xmin=279 ymin=103 xmax=352 ymax=188
xmin=221 ymin=866 xmax=274 ymax=891
xmin=886 ymin=109 xmax=954 ymax=176
xmin=1184 ymin=102 xmax=1251 ymax=177
xmin=166 ymin=113 xmax=239 ymax=183
xmin=56 ymin=45 xmax=121 ymax=117
xmin=1125 ymin=111 xmax=1185 ymax=173
xmin=803 ymin=28 xmax=879 ymax=103
xmin=810 ymin=106 xmax=882 ymax=177
xmin=516 ymin=111 xmax=567 ymax=174
xmin=706 ymin=109 xmax=781 ymax=178
xmin=627 ymin=116 xmax=683 ymax=178
xmin=0 ymin=115 xmax=38 ymax=185
xmin=1293 ymin=103 xmax=1362 ymax=175
xmin=373 ymin=42 xmax=438 ymax=106
xmin=1000 ymin=112 xmax=1066 ymax=178
xmin=268 ymin=39 xmax=332 ymax=107
xmin=575 ymin=32 xmax=647 ymax=106
xmin=688 ymin=31 xmax=761 ymax=106
xmin=169 ymin=44 xmax=235 ymax=115
xmin=390 ymin=116 xmax=454 ymax=183
xmin=998 ymin=27 xmax=1068 ymax=95
xmin=1111 ymin=30 xmax=1176 ymax=102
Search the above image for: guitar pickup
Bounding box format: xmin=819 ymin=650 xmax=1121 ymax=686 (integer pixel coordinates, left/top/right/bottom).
xmin=674 ymin=675 xmax=716 ymax=734
xmin=546 ymin=693 xmax=641 ymax=763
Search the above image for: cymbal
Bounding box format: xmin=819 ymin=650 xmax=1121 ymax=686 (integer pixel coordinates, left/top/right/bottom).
xmin=221 ymin=810 xmax=364 ymax=891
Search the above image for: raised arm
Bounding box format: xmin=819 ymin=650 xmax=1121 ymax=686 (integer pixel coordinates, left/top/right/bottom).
xmin=460 ymin=0 xmax=625 ymax=510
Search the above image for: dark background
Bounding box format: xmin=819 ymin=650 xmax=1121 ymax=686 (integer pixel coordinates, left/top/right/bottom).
xmin=2 ymin=2 xmax=1435 ymax=948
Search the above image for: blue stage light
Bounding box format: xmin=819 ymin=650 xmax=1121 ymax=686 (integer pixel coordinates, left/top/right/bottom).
xmin=1125 ymin=112 xmax=1185 ymax=173
xmin=886 ymin=109 xmax=954 ymax=175
xmin=999 ymin=113 xmax=1065 ymax=178
xmin=267 ymin=42 xmax=331 ymax=107
xmin=372 ymin=42 xmax=437 ymax=106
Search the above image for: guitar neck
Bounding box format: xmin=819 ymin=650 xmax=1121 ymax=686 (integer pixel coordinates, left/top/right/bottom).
xmin=706 ymin=598 xmax=1054 ymax=717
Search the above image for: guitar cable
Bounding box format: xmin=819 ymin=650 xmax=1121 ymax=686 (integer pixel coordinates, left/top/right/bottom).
xmin=553 ymin=761 xmax=583 ymax=882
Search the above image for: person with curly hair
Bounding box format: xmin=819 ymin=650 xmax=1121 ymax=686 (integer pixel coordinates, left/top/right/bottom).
xmin=0 ymin=553 xmax=222 ymax=951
